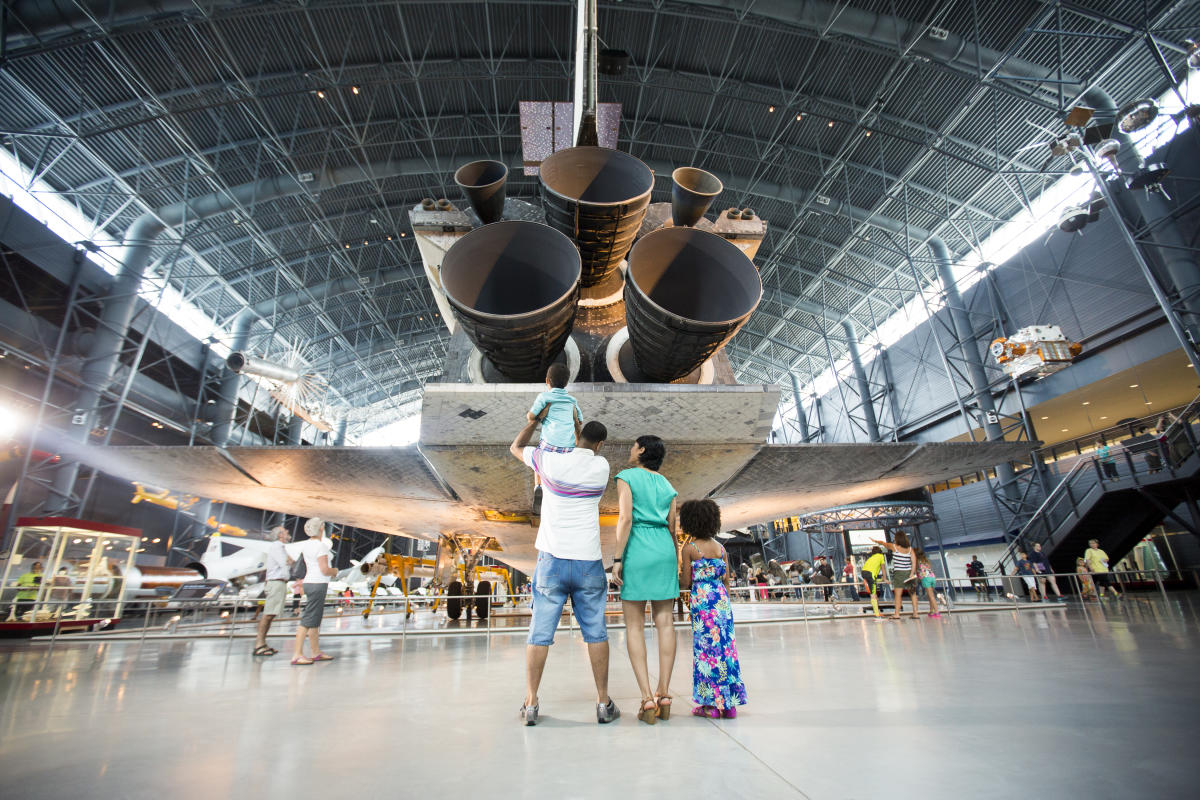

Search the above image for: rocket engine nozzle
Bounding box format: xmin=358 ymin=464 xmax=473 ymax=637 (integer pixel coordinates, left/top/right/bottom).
xmin=440 ymin=221 xmax=581 ymax=382
xmin=670 ymin=167 xmax=723 ymax=227
xmin=454 ymin=159 xmax=508 ymax=224
xmin=539 ymin=146 xmax=653 ymax=287
xmin=624 ymin=227 xmax=761 ymax=382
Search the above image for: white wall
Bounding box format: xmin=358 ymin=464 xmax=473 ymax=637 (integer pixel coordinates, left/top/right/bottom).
xmin=931 ymin=542 xmax=1009 ymax=587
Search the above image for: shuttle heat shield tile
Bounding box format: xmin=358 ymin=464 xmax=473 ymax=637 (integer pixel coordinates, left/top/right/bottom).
xmin=712 ymin=441 xmax=1040 ymax=531
xmin=420 ymin=383 xmax=780 ymax=446
xmin=77 ymin=445 xmax=480 ymax=541
xmin=221 ymin=447 xmax=453 ymax=502
xmin=421 ymin=443 xmax=762 ymax=517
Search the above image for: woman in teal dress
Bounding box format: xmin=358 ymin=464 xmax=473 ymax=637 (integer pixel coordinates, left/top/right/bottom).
xmin=610 ymin=435 xmax=680 ymax=724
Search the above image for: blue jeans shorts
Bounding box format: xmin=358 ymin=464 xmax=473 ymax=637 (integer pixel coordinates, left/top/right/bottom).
xmin=529 ymin=552 xmax=608 ymax=646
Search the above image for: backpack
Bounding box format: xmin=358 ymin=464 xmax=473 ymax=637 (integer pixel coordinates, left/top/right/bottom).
xmin=289 ymin=546 xmax=307 ymax=581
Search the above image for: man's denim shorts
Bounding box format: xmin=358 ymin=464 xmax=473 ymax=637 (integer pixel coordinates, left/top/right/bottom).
xmin=529 ymin=552 xmax=608 ymax=646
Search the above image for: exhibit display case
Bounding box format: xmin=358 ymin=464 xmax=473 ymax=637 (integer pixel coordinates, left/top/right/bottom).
xmin=0 ymin=517 xmax=140 ymax=635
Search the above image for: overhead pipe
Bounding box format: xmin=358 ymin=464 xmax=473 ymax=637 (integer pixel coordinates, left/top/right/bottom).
xmin=225 ymin=352 xmax=301 ymax=383
xmin=840 ymin=319 xmax=881 ymax=442
xmin=539 ymin=146 xmax=654 ymax=287
xmin=439 ymin=221 xmax=581 ymax=382
xmin=624 ymin=227 xmax=762 ymax=382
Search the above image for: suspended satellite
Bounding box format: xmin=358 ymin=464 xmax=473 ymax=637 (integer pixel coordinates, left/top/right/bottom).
xmin=989 ymin=325 xmax=1082 ymax=379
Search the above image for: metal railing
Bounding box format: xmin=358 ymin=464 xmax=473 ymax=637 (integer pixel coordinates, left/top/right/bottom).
xmin=991 ymin=395 xmax=1200 ymax=575
xmin=10 ymin=568 xmax=1200 ymax=650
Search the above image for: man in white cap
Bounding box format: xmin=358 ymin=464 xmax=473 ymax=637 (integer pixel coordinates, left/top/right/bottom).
xmin=285 ymin=517 xmax=337 ymax=665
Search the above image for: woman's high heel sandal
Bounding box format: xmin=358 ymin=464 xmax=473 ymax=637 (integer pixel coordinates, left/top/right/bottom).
xmin=638 ymin=696 xmax=659 ymax=725
xmin=655 ymin=694 xmax=672 ymax=720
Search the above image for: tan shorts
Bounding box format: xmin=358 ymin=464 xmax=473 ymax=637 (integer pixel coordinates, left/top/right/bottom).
xmin=264 ymin=580 xmax=287 ymax=616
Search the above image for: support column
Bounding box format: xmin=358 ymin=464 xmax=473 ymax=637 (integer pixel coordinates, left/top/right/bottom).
xmin=1080 ymin=87 xmax=1200 ymax=377
xmin=285 ymin=414 xmax=303 ymax=446
xmin=789 ymin=373 xmax=811 ymax=443
xmin=878 ymin=348 xmax=902 ymax=441
xmin=333 ymin=417 xmax=348 ymax=447
xmin=841 ymin=319 xmax=881 ymax=442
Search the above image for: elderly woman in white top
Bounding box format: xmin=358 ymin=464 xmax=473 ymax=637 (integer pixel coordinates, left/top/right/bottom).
xmin=285 ymin=517 xmax=338 ymax=665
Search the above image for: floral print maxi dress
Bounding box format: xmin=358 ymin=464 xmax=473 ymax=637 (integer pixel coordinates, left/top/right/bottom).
xmin=690 ymin=556 xmax=747 ymax=710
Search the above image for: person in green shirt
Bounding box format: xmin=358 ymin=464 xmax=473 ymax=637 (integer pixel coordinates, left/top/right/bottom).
xmin=14 ymin=561 xmax=43 ymax=621
xmin=611 ymin=435 xmax=679 ymax=725
xmin=861 ymin=547 xmax=886 ymax=619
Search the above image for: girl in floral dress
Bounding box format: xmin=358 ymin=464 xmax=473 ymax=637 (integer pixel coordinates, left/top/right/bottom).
xmin=678 ymin=499 xmax=747 ymax=719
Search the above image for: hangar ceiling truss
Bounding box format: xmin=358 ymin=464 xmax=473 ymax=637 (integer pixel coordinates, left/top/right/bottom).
xmin=1 ymin=0 xmax=1196 ymax=434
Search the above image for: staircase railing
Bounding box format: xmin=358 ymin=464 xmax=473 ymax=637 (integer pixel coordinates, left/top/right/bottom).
xmin=992 ymin=392 xmax=1200 ymax=575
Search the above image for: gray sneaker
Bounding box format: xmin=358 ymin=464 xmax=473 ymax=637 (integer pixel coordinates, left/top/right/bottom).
xmin=597 ymin=699 xmax=620 ymax=724
xmin=520 ymin=703 xmax=539 ymax=726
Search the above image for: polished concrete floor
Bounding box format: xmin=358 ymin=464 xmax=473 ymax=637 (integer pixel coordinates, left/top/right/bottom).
xmin=2 ymin=594 xmax=1198 ymax=799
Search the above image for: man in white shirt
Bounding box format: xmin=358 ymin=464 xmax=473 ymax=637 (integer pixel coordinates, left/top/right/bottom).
xmin=509 ymin=414 xmax=617 ymax=726
xmin=253 ymin=525 xmax=291 ymax=656
xmin=284 ymin=517 xmax=337 ymax=665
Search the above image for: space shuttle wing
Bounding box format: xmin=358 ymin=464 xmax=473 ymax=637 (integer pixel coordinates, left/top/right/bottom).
xmin=710 ymin=440 xmax=1040 ymax=530
xmin=59 ymin=441 xmax=472 ymax=534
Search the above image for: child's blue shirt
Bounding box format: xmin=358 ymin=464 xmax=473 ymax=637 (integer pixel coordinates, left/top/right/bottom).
xmin=530 ymin=388 xmax=580 ymax=449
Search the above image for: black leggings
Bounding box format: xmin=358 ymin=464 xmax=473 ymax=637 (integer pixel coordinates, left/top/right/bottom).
xmin=860 ymin=570 xmax=876 ymax=594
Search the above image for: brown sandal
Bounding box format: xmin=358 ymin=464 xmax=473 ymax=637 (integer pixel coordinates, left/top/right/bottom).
xmin=638 ymin=696 xmax=658 ymax=725
xmin=656 ymin=694 xmax=672 ymax=720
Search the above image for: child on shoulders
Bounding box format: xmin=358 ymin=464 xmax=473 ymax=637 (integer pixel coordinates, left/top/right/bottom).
xmin=527 ymin=363 xmax=582 ymax=507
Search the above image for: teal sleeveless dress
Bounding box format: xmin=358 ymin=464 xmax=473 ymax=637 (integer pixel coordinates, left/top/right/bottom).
xmin=616 ymin=467 xmax=679 ymax=601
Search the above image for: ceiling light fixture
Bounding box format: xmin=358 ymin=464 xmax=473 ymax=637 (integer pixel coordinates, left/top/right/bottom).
xmin=864 ymin=130 xmax=872 ymax=137
xmin=827 ymin=120 xmax=834 ymax=127
xmin=795 ymin=113 xmax=802 ymax=121
xmin=352 ymin=86 xmax=360 ymax=95
xmin=768 ymin=105 xmax=775 ymax=113
xmin=316 ymin=90 xmax=325 ymax=99
xmin=1130 ymin=384 xmax=1139 ymax=388
xmin=1040 ymin=416 xmax=1049 ymax=420
xmin=1081 ymin=401 xmax=1090 ymax=406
